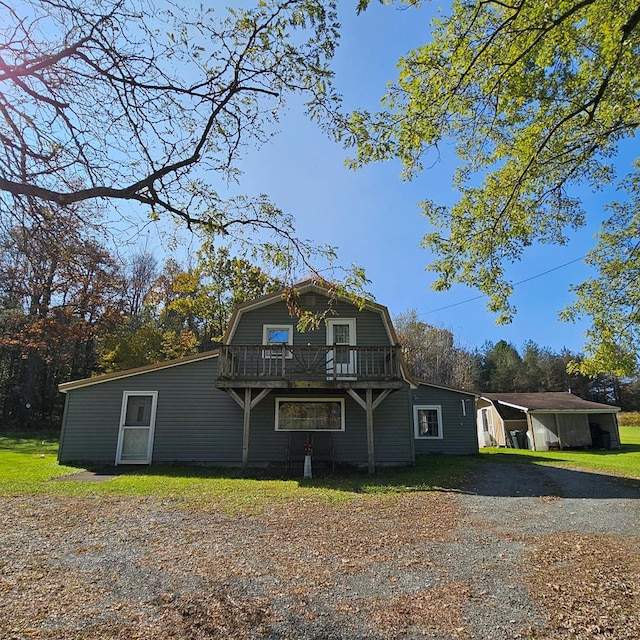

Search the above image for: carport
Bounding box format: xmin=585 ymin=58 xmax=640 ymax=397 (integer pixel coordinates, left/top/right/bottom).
xmin=477 ymin=392 xmax=621 ymax=451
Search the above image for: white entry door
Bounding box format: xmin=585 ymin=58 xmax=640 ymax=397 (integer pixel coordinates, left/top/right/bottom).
xmin=326 ymin=319 xmax=357 ymax=378
xmin=116 ymin=392 xmax=157 ymax=464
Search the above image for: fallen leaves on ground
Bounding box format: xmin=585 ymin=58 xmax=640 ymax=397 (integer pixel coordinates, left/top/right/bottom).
xmin=525 ymin=533 xmax=640 ymax=639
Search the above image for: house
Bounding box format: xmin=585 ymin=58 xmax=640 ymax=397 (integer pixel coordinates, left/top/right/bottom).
xmin=477 ymin=392 xmax=621 ymax=451
xmin=58 ymin=281 xmax=478 ymax=472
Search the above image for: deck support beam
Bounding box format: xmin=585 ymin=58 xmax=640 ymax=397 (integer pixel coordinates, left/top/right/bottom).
xmin=242 ymin=388 xmax=251 ymax=468
xmin=346 ymin=388 xmax=393 ymax=475
xmin=227 ymin=388 xmax=272 ymax=468
xmin=365 ymin=388 xmax=374 ymax=475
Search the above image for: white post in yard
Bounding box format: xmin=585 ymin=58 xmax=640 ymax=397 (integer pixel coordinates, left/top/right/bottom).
xmin=303 ymin=454 xmax=312 ymax=479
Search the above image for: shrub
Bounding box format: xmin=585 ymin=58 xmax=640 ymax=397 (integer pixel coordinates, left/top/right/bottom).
xmin=618 ymin=412 xmax=640 ymax=427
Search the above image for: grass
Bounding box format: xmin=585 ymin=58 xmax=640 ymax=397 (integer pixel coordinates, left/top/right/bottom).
xmin=480 ymin=425 xmax=640 ymax=479
xmin=0 ymin=432 xmax=82 ymax=489
xmin=1 ymin=427 xmax=638 ymax=503
xmin=0 ymin=431 xmax=480 ymax=506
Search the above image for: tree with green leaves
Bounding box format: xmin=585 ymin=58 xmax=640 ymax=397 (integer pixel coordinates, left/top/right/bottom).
xmin=163 ymin=242 xmax=282 ymax=350
xmin=562 ymin=178 xmax=640 ymax=376
xmin=480 ymin=340 xmax=525 ymax=393
xmin=348 ymin=0 xmax=640 ymax=375
xmin=0 ymin=0 xmax=362 ymax=289
xmin=98 ymin=244 xmax=281 ymax=372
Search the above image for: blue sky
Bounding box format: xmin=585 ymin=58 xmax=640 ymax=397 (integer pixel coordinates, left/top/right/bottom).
xmin=235 ymin=1 xmax=611 ymax=355
xmin=145 ymin=1 xmax=626 ymax=355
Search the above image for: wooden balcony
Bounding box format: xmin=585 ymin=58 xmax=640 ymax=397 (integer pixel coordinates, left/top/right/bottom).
xmin=216 ymin=344 xmax=404 ymax=389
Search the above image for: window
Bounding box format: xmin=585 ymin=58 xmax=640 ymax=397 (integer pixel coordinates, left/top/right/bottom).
xmin=263 ymin=324 xmax=293 ymax=357
xmin=275 ymin=398 xmax=345 ymax=431
xmin=116 ymin=391 xmax=158 ymax=464
xmin=413 ymin=405 xmax=443 ymax=439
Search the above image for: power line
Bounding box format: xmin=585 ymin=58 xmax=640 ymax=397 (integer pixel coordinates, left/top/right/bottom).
xmin=421 ymin=255 xmax=588 ymax=316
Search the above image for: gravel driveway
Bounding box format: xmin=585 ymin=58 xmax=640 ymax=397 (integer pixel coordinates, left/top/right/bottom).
xmin=1 ymin=462 xmax=639 ymax=639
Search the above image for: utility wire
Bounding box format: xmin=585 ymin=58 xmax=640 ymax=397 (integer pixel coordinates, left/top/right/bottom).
xmin=422 ymin=255 xmax=588 ymax=316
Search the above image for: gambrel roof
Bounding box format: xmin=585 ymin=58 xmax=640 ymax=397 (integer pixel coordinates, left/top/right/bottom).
xmin=222 ymin=279 xmax=400 ymax=346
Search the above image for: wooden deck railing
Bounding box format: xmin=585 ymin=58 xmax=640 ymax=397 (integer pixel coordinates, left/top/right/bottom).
xmin=217 ymin=344 xmax=402 ymax=382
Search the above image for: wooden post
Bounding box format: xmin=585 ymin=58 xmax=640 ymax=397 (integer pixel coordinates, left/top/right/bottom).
xmin=554 ymin=413 xmax=563 ymax=450
xmin=527 ymin=413 xmax=538 ymax=451
xmin=242 ymin=387 xmax=251 ymax=468
xmin=366 ymin=388 xmax=375 ymax=475
xmin=346 ymin=388 xmax=394 ymax=476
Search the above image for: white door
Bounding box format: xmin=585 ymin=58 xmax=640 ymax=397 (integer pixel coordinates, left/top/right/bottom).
xmin=326 ymin=319 xmax=356 ymax=378
xmin=116 ymin=392 xmax=157 ymax=464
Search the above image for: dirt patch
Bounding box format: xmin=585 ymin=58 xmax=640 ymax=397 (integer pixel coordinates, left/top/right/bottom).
xmin=52 ymin=469 xmax=122 ymax=482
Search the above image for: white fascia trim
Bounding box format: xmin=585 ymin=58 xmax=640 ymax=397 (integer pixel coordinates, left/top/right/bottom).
xmin=489 ymin=399 xmax=620 ymax=414
xmin=493 ymin=401 xmax=530 ymax=412
xmin=529 ymin=408 xmax=621 ymax=414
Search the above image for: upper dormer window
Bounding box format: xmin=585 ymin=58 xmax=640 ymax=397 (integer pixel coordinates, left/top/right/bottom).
xmin=263 ymin=324 xmax=293 ymax=357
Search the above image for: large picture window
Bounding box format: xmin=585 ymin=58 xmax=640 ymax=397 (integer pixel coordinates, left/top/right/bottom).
xmin=413 ymin=405 xmax=443 ymax=439
xmin=275 ymin=398 xmax=345 ymax=431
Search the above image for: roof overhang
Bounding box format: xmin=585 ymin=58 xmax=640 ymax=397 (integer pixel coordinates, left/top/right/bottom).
xmin=59 ymin=350 xmax=219 ymax=393
xmin=528 ymin=408 xmax=621 ymax=414
xmin=410 ymin=377 xmax=478 ymax=397
xmin=482 ymin=397 xmax=620 ymax=414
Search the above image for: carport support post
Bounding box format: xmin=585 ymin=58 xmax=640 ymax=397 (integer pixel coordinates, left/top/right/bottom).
xmin=554 ymin=413 xmax=563 ymax=451
xmin=527 ymin=414 xmax=538 ymax=451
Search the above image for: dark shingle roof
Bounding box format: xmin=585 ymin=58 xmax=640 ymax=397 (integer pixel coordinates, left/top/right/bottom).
xmin=482 ymin=392 xmax=619 ymax=412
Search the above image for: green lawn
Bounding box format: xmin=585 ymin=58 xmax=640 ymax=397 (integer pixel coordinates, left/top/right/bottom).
xmin=1 ymin=427 xmax=638 ymax=503
xmin=480 ymin=425 xmax=640 ymax=479
xmin=0 ymin=432 xmax=479 ymax=506
xmin=0 ymin=433 xmax=81 ymax=489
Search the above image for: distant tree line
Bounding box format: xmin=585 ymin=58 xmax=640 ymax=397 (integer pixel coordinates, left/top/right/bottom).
xmin=394 ymin=311 xmax=640 ymax=411
xmin=0 ymin=214 xmax=280 ymax=430
xmin=2 ymin=212 xmax=639 ymax=431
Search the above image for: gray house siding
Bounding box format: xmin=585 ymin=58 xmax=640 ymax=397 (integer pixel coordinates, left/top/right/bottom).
xmin=59 ymin=360 xmax=414 ymax=467
xmin=59 ymin=356 xmax=244 ymax=465
xmin=59 ymin=388 xmax=123 ymax=463
xmin=231 ymin=297 xmax=393 ymax=347
xmin=411 ymin=384 xmax=478 ymax=455
xmin=59 ymin=285 xmax=480 ymax=468
xmin=369 ymin=387 xmax=414 ymax=465
xmin=244 ymin=387 xmax=412 ymax=466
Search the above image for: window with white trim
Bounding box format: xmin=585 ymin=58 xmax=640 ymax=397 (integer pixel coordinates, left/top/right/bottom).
xmin=275 ymin=398 xmax=345 ymax=431
xmin=413 ymin=405 xmax=443 ymax=439
xmin=262 ymin=324 xmax=293 ymax=357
